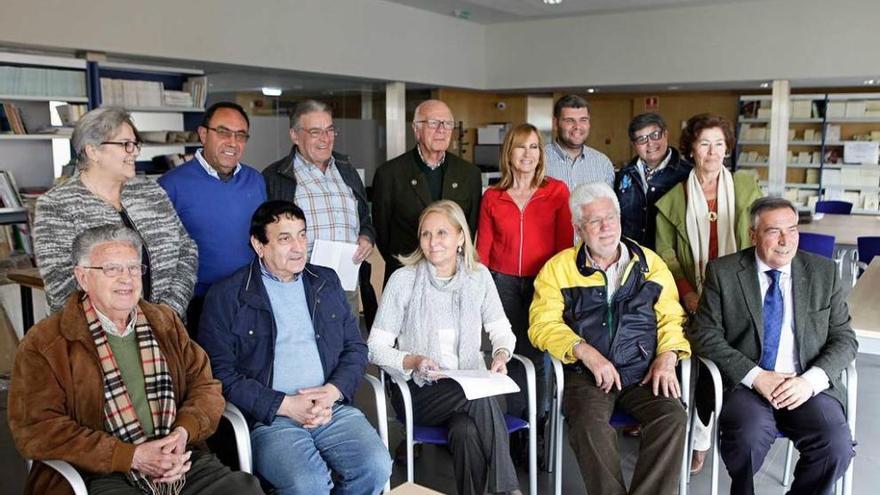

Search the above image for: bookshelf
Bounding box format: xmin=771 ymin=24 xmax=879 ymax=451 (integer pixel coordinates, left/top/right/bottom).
xmin=0 ymin=53 xmax=88 ymax=192
xmin=736 ymin=93 xmax=880 ymax=214
xmin=93 ymin=60 xmax=207 ymax=174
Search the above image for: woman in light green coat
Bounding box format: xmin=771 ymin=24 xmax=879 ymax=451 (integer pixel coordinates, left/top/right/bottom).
xmin=654 ymin=113 xmax=763 ymax=473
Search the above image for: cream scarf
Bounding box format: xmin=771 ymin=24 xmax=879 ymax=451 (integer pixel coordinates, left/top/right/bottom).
xmin=685 ymin=167 xmax=737 ymax=292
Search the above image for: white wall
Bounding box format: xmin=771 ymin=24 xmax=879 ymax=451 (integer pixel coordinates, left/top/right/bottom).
xmin=3 ymin=0 xmax=879 ymax=91
xmin=484 ymin=0 xmax=880 ymax=89
xmin=0 ymin=0 xmax=486 ymax=89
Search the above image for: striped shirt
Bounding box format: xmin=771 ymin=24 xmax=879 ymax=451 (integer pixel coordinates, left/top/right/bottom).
xmin=545 ymin=141 xmax=615 ymax=190
xmin=292 ymin=153 xmax=359 ymax=254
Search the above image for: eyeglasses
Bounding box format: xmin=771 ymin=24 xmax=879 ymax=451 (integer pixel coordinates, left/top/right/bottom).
xmin=101 ymin=141 xmax=142 ymax=153
xmin=297 ymin=126 xmax=338 ymax=139
xmin=415 ymin=119 xmax=456 ymax=130
xmin=632 ymin=130 xmax=664 ymax=145
xmin=580 ymin=213 xmax=620 ymax=230
xmin=204 ymin=126 xmax=250 ymax=142
xmin=82 ymin=263 xmax=147 ymax=278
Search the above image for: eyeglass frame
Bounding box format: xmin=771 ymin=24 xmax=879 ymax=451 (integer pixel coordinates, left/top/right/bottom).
xmin=578 ymin=212 xmax=621 ymax=231
xmin=414 ymin=119 xmax=456 ymax=130
xmin=203 ymin=125 xmax=251 ymax=142
xmin=100 ymin=141 xmax=143 ymax=153
xmin=295 ymin=126 xmax=339 ymax=139
xmin=81 ymin=263 xmax=148 ymax=278
xmin=631 ymin=129 xmax=665 ymax=145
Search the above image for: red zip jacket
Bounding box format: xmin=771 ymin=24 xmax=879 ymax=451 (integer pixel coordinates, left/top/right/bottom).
xmin=476 ymin=177 xmax=574 ymax=277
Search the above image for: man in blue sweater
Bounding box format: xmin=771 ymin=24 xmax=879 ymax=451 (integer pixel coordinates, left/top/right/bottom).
xmin=159 ymin=102 xmax=267 ymax=336
xmin=198 ymin=200 xmax=392 ymax=495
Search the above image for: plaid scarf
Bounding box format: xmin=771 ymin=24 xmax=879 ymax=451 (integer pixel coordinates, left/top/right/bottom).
xmin=83 ymin=294 xmax=184 ymax=495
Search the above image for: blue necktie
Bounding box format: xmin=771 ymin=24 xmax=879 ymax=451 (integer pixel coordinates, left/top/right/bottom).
xmin=760 ymin=269 xmax=783 ymax=370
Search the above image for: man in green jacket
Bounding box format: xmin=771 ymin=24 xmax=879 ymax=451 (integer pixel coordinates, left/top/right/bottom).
xmin=372 ymin=99 xmax=482 ymax=283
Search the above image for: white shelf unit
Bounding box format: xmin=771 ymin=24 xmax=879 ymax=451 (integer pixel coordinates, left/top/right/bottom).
xmin=734 ymin=92 xmax=880 ymax=213
xmin=0 ymin=52 xmax=88 ymax=189
xmin=822 ymin=93 xmax=880 ymax=213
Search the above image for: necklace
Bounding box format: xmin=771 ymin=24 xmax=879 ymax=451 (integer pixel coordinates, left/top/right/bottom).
xmin=707 ymin=211 xmax=718 ymax=222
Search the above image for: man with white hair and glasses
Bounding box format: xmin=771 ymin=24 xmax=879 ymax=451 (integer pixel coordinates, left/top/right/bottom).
xmin=529 ymin=182 xmax=690 ymax=495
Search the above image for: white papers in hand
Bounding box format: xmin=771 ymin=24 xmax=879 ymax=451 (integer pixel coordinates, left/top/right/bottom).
xmin=310 ymin=239 xmax=361 ymax=291
xmin=425 ymin=369 xmax=520 ymax=400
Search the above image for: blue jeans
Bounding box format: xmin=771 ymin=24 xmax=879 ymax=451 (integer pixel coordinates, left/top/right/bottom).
xmin=251 ymin=404 xmax=392 ymax=495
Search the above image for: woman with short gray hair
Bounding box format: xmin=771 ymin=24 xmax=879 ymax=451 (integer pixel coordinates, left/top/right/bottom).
xmin=34 ymin=106 xmax=197 ymax=316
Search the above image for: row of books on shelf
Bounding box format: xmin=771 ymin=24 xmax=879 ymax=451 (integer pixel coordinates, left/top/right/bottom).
xmin=741 ymin=100 xmax=823 ymax=120
xmin=776 ymin=188 xmax=880 ymax=212
xmin=827 ymin=100 xmax=880 ymax=119
xmin=0 ymin=169 xmax=34 ymax=256
xmin=100 ymin=76 xmax=207 ymax=109
xmin=0 ymin=103 xmax=26 ymax=134
xmin=140 ymin=130 xmax=199 ymax=144
xmin=0 ymin=66 xmax=86 ymax=98
xmin=741 ymin=98 xmax=880 ymax=120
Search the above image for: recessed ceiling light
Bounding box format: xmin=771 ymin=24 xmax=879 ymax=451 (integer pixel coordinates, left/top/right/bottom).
xmin=667 ymin=85 xmax=681 ymax=90
xmin=452 ymin=9 xmax=471 ymax=19
xmin=864 ymin=79 xmax=877 ymax=85
xmin=759 ymin=82 xmax=770 ymax=88
xmin=586 ymin=88 xmax=596 ymax=94
xmin=261 ymin=87 xmax=282 ymax=96
xmin=543 ymin=0 xmax=563 ymax=4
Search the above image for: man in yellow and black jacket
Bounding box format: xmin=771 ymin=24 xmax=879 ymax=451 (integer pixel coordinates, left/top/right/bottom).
xmin=529 ymin=182 xmax=690 ymax=495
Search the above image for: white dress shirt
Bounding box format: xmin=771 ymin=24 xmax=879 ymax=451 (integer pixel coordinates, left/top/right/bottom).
xmin=741 ymin=254 xmax=830 ymax=395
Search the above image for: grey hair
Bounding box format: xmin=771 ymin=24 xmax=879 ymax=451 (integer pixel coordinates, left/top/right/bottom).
xmin=569 ymin=182 xmax=621 ymax=225
xmin=72 ymin=107 xmax=139 ymax=170
xmin=290 ymin=99 xmax=332 ymax=129
xmin=748 ymin=196 xmax=798 ymax=230
xmin=72 ymin=225 xmax=143 ymax=266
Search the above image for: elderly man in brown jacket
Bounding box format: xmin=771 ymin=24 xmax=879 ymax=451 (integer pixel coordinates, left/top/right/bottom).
xmin=8 ymin=225 xmax=262 ymax=495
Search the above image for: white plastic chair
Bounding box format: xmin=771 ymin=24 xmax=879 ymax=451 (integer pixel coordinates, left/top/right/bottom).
xmin=381 ymin=354 xmax=537 ymax=495
xmin=548 ymin=355 xmax=692 ymax=495
xmin=695 ymin=357 xmax=857 ymax=495
xmin=23 ymin=400 xmax=269 ymax=494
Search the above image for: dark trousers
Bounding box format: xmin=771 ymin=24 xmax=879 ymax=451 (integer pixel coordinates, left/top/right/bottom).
xmin=490 ymin=272 xmax=549 ymax=421
xmin=86 ymin=449 xmax=264 ymax=495
xmin=185 ymin=295 xmax=205 ymax=340
xmin=391 ymin=379 xmax=519 ymax=495
xmin=563 ymin=370 xmax=687 ymax=495
xmin=718 ymin=386 xmax=854 ymax=495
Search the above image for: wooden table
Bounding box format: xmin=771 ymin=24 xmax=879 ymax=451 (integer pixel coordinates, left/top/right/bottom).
xmin=799 ymin=213 xmax=880 ymax=245
xmin=6 ymin=267 xmax=43 ymax=333
xmin=847 ymin=257 xmax=880 ymax=354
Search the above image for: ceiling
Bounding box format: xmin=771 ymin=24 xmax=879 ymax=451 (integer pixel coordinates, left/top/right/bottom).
xmin=381 ymin=0 xmax=770 ymax=24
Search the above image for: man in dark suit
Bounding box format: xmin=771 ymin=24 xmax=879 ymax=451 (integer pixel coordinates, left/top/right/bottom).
xmin=372 ymin=99 xmax=482 ymax=283
xmin=689 ymin=196 xmax=857 ymax=495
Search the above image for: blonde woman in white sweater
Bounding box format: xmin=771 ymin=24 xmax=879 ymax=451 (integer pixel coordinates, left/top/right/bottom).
xmin=368 ymin=200 xmax=520 ymax=495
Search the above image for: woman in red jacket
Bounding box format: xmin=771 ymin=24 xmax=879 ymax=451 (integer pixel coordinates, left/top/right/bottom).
xmin=477 ymin=123 xmax=573 ymax=455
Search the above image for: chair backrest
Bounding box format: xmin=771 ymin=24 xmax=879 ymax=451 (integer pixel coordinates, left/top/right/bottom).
xmin=858 ymin=236 xmax=880 ymax=265
xmin=798 ymin=232 xmax=836 ymax=258
xmin=815 ymin=200 xmax=853 ymax=214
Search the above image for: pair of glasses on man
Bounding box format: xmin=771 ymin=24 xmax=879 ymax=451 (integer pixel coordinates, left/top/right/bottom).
xmin=82 ymin=263 xmax=147 ymax=278
xmin=632 ymin=130 xmax=664 ymax=145
xmin=297 ymin=127 xmax=339 ymax=139
xmin=415 ymin=119 xmax=456 ymax=130
xmin=101 ymin=141 xmax=143 ymax=153
xmin=204 ymin=126 xmax=251 ymax=142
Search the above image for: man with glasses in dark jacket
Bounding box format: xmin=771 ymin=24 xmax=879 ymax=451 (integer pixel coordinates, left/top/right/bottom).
xmin=615 ymin=113 xmax=691 ymax=250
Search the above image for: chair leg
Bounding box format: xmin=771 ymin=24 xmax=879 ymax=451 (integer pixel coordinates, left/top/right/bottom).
xmin=782 ymin=440 xmax=794 ymax=487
